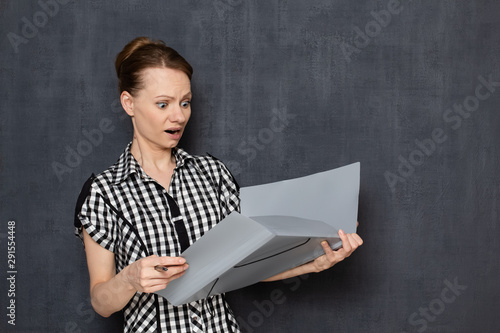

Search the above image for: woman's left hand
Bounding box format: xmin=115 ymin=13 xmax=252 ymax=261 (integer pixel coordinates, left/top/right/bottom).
xmin=262 ymin=226 xmax=363 ymax=282
xmin=308 ymin=229 xmax=363 ymax=273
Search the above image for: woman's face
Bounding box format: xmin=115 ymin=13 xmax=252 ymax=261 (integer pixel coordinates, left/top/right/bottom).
xmin=124 ymin=67 xmax=192 ymax=151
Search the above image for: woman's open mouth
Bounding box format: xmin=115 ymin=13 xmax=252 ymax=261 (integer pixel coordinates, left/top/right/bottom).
xmin=165 ymin=128 xmax=183 ymax=139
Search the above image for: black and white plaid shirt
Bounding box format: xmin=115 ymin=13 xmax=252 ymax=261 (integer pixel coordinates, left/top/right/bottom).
xmin=75 ymin=142 xmax=241 ymax=333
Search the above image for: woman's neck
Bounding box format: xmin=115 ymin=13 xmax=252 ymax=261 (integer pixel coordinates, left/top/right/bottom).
xmin=130 ymin=136 xmax=176 ymax=175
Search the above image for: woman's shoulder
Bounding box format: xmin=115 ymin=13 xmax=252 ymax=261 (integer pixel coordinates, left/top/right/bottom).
xmin=181 ymin=150 xmax=227 ymax=174
xmin=192 ymin=153 xmax=224 ymax=168
xmin=73 ymin=152 xmax=128 ymax=229
xmin=182 ymin=150 xmax=239 ymax=191
xmin=74 ymin=163 xmax=118 ymax=211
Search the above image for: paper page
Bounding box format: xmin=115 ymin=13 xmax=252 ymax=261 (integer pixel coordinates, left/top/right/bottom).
xmin=240 ymin=162 xmax=360 ymax=238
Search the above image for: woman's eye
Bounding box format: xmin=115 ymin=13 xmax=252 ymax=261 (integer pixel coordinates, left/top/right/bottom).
xmin=181 ymin=100 xmax=191 ymax=108
xmin=157 ymin=102 xmax=167 ymax=109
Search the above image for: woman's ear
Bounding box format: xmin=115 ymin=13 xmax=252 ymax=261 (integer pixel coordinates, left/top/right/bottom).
xmin=121 ymin=91 xmax=134 ymax=117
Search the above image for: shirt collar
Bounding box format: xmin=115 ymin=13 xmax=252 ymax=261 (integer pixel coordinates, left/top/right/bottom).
xmin=111 ymin=142 xmax=194 ymax=185
xmin=172 ymin=146 xmax=192 ymax=169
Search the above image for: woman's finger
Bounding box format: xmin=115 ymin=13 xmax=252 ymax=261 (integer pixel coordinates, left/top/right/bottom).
xmin=351 ymin=233 xmax=363 ymax=246
xmin=321 ymin=241 xmax=334 ymax=255
xmin=339 ymin=230 xmax=352 ymax=253
xmin=140 ymin=268 xmax=188 ymax=292
xmin=142 ymin=255 xmax=186 ymax=268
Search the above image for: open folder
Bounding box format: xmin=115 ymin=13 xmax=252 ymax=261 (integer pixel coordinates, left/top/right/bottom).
xmin=155 ymin=162 xmax=360 ymax=306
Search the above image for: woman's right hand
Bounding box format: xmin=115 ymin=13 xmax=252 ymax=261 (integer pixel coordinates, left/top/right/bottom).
xmin=124 ymin=255 xmax=189 ymax=293
xmin=83 ymin=229 xmax=189 ymax=317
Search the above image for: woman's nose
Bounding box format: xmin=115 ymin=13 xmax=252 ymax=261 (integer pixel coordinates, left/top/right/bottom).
xmin=169 ymin=104 xmax=187 ymax=123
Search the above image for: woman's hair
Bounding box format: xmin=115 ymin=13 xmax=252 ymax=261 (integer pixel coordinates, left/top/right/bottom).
xmin=115 ymin=37 xmax=193 ymax=95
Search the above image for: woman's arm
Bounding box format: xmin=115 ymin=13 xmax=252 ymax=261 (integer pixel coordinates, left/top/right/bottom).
xmin=262 ymin=229 xmax=363 ymax=282
xmin=82 ymin=229 xmax=189 ymax=317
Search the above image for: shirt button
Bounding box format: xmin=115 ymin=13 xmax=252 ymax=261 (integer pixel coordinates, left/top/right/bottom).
xmin=193 ymin=316 xmax=198 ymax=321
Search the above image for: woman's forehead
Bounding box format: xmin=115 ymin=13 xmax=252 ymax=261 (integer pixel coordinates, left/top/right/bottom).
xmin=140 ymin=67 xmax=191 ymax=95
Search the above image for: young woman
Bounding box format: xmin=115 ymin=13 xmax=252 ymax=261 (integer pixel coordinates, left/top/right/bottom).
xmin=75 ymin=37 xmax=363 ymax=333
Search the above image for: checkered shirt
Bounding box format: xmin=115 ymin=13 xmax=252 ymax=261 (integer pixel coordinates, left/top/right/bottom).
xmin=75 ymin=142 xmax=242 ymax=333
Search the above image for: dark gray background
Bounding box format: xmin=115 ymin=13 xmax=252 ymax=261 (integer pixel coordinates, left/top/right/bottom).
xmin=1 ymin=0 xmax=499 ymax=332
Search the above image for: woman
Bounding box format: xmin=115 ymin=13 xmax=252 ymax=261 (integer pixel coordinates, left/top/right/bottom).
xmin=75 ymin=37 xmax=363 ymax=333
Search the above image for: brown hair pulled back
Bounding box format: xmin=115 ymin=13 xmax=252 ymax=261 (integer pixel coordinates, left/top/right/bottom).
xmin=115 ymin=37 xmax=193 ymax=95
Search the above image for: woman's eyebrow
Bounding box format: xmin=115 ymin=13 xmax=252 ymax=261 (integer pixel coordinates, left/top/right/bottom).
xmin=154 ymin=92 xmax=192 ymax=99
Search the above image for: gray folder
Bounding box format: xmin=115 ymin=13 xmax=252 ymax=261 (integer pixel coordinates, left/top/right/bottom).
xmin=155 ymin=162 xmax=360 ymax=306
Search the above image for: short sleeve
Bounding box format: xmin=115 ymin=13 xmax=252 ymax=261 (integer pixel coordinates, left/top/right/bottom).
xmin=215 ymin=159 xmax=241 ymax=217
xmin=74 ymin=180 xmax=118 ymax=253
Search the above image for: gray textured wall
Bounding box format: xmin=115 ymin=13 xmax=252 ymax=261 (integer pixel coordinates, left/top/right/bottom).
xmin=1 ymin=0 xmax=499 ymax=332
